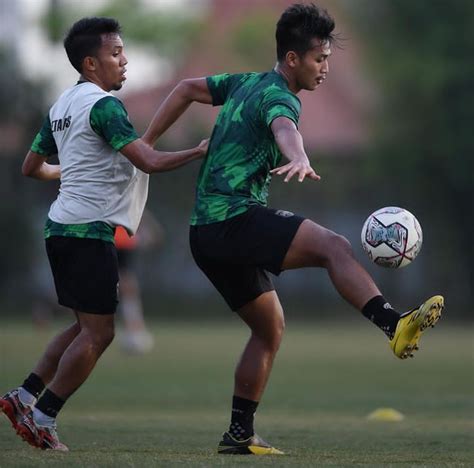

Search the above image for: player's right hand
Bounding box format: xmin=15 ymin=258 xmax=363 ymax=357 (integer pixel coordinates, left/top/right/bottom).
xmin=270 ymin=159 xmax=321 ymax=183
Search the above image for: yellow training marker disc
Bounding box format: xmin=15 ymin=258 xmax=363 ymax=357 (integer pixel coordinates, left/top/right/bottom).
xmin=367 ymin=408 xmax=405 ymax=422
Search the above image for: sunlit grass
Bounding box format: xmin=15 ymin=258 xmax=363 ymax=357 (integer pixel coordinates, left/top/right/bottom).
xmin=1 ymin=320 xmax=472 ymax=466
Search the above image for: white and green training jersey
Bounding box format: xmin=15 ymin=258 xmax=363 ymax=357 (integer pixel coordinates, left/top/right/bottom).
xmin=31 ymin=81 xmax=148 ymax=238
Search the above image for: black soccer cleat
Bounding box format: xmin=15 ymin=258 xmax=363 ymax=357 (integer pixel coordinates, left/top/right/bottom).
xmin=217 ymin=431 xmax=284 ymax=455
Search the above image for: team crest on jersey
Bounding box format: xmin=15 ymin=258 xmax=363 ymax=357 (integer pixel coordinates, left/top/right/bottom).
xmin=275 ymin=210 xmax=294 ymax=218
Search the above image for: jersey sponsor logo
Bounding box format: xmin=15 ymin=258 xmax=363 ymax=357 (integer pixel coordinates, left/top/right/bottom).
xmin=275 ymin=210 xmax=294 ymax=218
xmin=51 ymin=116 xmax=72 ymax=132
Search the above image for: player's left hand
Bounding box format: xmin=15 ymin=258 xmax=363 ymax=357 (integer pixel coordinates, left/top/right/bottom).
xmin=197 ymin=138 xmax=209 ymax=157
xmin=270 ymin=159 xmax=321 ymax=183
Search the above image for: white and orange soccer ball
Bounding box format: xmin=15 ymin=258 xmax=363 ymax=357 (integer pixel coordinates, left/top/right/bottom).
xmin=361 ymin=207 xmax=423 ymax=268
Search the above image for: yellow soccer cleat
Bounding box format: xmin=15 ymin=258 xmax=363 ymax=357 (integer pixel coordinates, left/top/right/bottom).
xmin=390 ymin=295 xmax=444 ymax=359
xmin=217 ymin=431 xmax=284 ymax=455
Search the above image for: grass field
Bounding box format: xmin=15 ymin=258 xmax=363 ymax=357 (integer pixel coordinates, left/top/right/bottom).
xmin=0 ymin=319 xmax=472 ymax=467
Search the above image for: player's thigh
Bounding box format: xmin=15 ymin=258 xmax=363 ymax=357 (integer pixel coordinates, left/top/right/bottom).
xmin=190 ymin=206 xmax=305 ymax=274
xmin=235 ymin=206 xmax=305 ymax=273
xmin=197 ymin=260 xmax=274 ymax=312
xmin=76 ymin=310 xmax=115 ymax=338
xmin=282 ymin=219 xmax=351 ymax=269
xmin=46 ymin=236 xmax=119 ymax=314
xmin=190 ymin=223 xmax=276 ymax=311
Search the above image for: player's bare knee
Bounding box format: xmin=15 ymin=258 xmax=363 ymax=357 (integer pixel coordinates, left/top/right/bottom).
xmin=272 ymin=319 xmax=285 ymax=352
xmin=86 ymin=325 xmax=115 ymax=352
xmin=327 ymin=232 xmax=354 ymax=262
xmin=100 ymin=325 xmax=115 ymax=348
xmin=257 ymin=317 xmax=285 ymax=353
xmin=273 ymin=317 xmax=285 ymax=347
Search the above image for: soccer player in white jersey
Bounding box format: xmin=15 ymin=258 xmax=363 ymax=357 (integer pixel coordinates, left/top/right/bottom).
xmin=0 ymin=17 xmax=207 ymax=451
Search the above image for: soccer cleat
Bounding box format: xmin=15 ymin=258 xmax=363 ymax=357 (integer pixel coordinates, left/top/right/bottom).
xmin=0 ymin=389 xmax=33 ymax=429
xmin=390 ymin=295 xmax=444 ymax=359
xmin=16 ymin=413 xmax=69 ymax=451
xmin=119 ymin=330 xmax=155 ymax=354
xmin=218 ymin=431 xmax=284 ymax=455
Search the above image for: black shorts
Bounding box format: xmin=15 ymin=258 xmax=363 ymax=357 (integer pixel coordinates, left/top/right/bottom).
xmin=189 ymin=205 xmax=305 ymax=311
xmin=46 ymin=236 xmax=119 ymax=314
xmin=116 ymin=248 xmax=135 ymax=270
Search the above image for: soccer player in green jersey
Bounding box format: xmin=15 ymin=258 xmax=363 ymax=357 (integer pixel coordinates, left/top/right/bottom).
xmin=0 ymin=17 xmax=207 ymax=451
xmin=143 ymin=3 xmax=444 ymax=455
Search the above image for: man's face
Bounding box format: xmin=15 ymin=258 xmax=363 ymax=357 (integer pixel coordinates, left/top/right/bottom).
xmin=294 ymin=39 xmax=331 ymax=92
xmin=93 ymin=33 xmax=128 ymax=91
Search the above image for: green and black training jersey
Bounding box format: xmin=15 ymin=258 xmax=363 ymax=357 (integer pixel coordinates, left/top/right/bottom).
xmin=190 ymin=70 xmax=301 ymax=225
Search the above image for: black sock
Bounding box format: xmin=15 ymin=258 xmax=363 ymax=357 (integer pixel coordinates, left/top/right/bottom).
xmin=362 ymin=295 xmax=400 ymax=339
xmin=228 ymin=396 xmax=259 ymax=441
xmin=21 ymin=373 xmax=45 ymax=399
xmin=35 ymin=389 xmax=65 ymax=418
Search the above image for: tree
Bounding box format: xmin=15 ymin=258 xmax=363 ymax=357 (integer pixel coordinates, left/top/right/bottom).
xmin=42 ymin=0 xmax=203 ymax=63
xmin=345 ymin=0 xmax=473 ymax=312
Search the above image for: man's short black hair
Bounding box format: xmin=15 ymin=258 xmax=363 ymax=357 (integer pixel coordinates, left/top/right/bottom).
xmin=64 ymin=17 xmax=121 ymax=73
xmin=276 ymin=3 xmax=335 ymax=61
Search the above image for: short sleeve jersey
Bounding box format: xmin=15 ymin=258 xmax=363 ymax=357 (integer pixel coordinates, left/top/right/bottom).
xmin=190 ymin=70 xmax=301 ymax=225
xmin=30 ymin=82 xmax=146 ymax=242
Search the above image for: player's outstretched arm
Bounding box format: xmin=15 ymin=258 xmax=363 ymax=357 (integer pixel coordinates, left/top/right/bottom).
xmin=270 ymin=117 xmax=321 ymax=183
xmin=22 ymin=151 xmax=61 ymax=181
xmin=142 ymin=78 xmax=212 ymax=146
xmin=120 ymin=137 xmax=208 ymax=174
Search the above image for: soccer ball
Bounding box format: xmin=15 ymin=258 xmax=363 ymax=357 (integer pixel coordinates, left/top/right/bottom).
xmin=361 ymin=207 xmax=423 ymax=268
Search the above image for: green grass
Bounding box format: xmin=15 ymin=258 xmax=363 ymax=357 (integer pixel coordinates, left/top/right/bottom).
xmin=0 ymin=319 xmax=473 ymax=467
